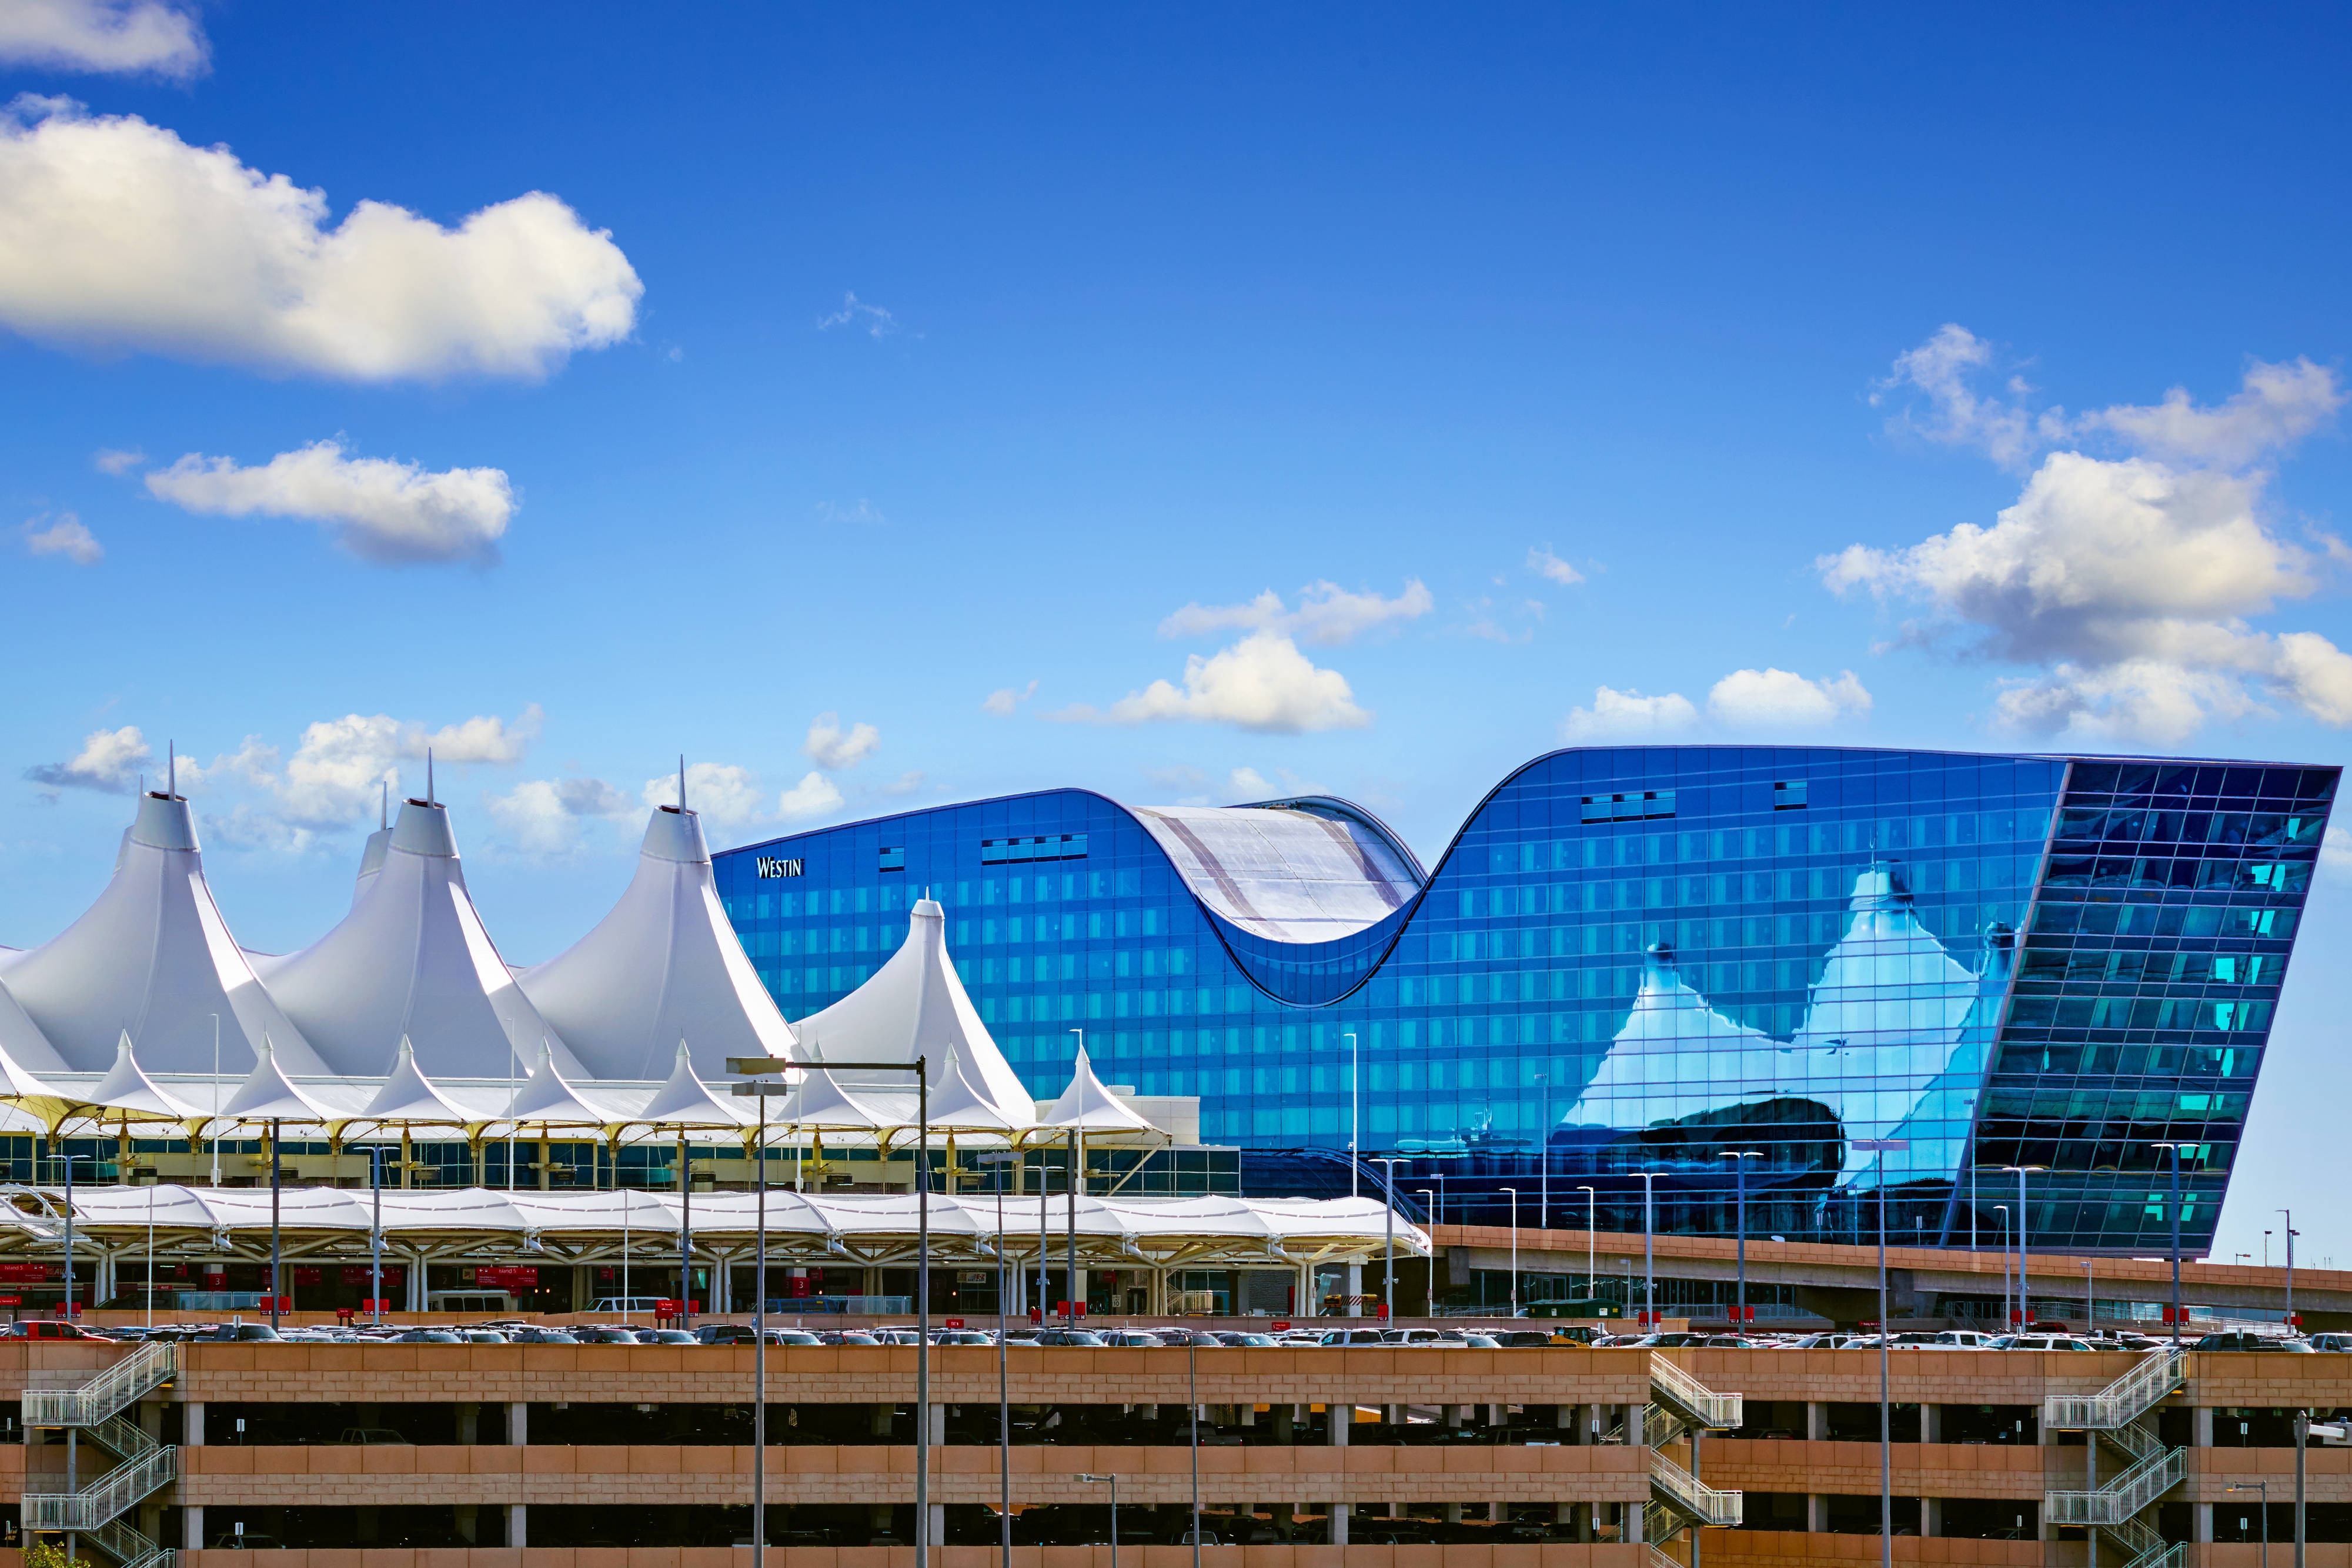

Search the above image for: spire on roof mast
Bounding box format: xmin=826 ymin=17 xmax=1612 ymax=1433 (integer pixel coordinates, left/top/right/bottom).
xmin=168 ymin=741 xmax=175 ymax=798
xmin=427 ymin=747 xmax=435 ymax=805
xmin=380 ymin=780 xmax=388 ymax=830
xmin=679 ymin=754 xmax=687 ymax=813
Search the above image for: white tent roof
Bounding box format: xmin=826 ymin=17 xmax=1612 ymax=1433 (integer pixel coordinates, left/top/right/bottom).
xmin=774 ymin=1057 xmax=891 ymax=1134
xmin=215 ymin=1036 xmax=338 ymax=1126
xmin=357 ymin=1038 xmax=476 ymax=1126
xmin=0 ymin=792 xmax=326 ymax=1075
xmin=35 ymin=1185 xmax=1427 ymax=1260
xmin=82 ymin=1032 xmax=199 ymax=1121
xmin=924 ymin=1041 xmax=1021 ymax=1134
xmin=791 ymin=898 xmax=1030 ymax=1125
xmin=520 ymin=805 xmax=797 ymax=1083
xmin=631 ymin=1039 xmax=751 ymax=1129
xmin=265 ymin=799 xmax=582 ymax=1082
xmin=496 ymin=1042 xmax=628 ymax=1131
xmin=1041 ymin=1045 xmax=1155 ymax=1134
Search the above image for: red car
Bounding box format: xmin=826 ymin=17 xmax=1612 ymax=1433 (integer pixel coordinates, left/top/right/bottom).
xmin=0 ymin=1320 xmax=112 ymax=1340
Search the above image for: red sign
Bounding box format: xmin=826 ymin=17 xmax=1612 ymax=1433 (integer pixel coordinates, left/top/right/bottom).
xmin=1375 ymin=1303 xmax=1390 ymax=1319
xmin=473 ymin=1266 xmax=540 ymax=1289
xmin=362 ymin=1299 xmax=393 ymax=1312
xmin=341 ymin=1266 xmax=405 ymax=1286
xmin=0 ymin=1296 xmax=22 ymax=1307
xmin=787 ymin=1275 xmax=812 ymax=1298
xmin=1029 ymin=1307 xmax=1043 ymax=1325
xmin=1271 ymin=1320 xmax=1292 ymax=1332
xmin=944 ymin=1318 xmax=965 ymax=1329
xmin=0 ymin=1264 xmax=54 ymax=1283
xmin=293 ymin=1267 xmax=325 ymax=1287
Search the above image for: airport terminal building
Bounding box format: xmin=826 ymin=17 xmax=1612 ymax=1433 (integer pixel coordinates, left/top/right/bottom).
xmin=717 ymin=747 xmax=2334 ymax=1258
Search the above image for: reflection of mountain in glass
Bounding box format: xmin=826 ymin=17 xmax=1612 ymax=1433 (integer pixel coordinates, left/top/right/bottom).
xmin=1565 ymin=861 xmax=2004 ymax=1188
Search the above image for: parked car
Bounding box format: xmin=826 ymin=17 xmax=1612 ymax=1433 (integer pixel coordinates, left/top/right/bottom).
xmin=1316 ymin=1328 xmax=1387 ymax=1346
xmin=2193 ymin=1331 xmax=2314 ymax=1352
xmin=0 ymin=1320 xmax=111 ymax=1340
xmin=1033 ymin=1329 xmax=1104 ymax=1346
xmin=572 ymin=1326 xmax=642 ymax=1344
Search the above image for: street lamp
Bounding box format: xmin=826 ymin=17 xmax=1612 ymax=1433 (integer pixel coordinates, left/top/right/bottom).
xmin=1855 ymin=1137 xmax=1910 ymax=1568
xmin=2280 ymin=1207 xmax=2299 ymax=1334
xmin=2151 ymin=1143 xmax=2185 ymax=1345
xmin=1534 ymin=1072 xmax=1549 ymax=1229
xmin=1575 ymin=1185 xmax=1596 ymax=1306
xmin=1078 ymin=1473 xmax=1120 ymax=1568
xmin=1636 ymin=1172 xmax=1658 ymax=1329
xmin=736 ymin=1055 xmax=930 ymax=1568
xmin=1719 ymin=1152 xmax=1762 ymax=1328
xmin=2226 ymin=1482 xmax=2270 ymax=1568
xmin=1369 ymin=1157 xmax=1406 ymax=1322
xmin=978 ymin=1149 xmax=1020 ymax=1568
xmin=1499 ymin=1188 xmax=1521 ymax=1317
xmin=1345 ymin=1031 xmax=1359 ymax=1199
xmin=1994 ymin=1207 xmax=2010 ymax=1331
xmin=2002 ymin=1166 xmax=2044 ymax=1328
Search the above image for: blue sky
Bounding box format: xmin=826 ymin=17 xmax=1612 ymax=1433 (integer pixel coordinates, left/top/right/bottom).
xmin=3 ymin=2 xmax=2350 ymax=1264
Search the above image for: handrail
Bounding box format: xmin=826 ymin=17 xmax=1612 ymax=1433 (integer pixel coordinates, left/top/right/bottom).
xmin=86 ymin=1516 xmax=176 ymax=1568
xmin=2044 ymin=1348 xmax=2185 ymax=1431
xmin=1648 ymin=1449 xmax=1743 ymax=1527
xmin=23 ymin=1342 xmax=178 ymax=1427
xmin=21 ymin=1446 xmax=178 ymax=1530
xmin=1649 ymin=1354 xmax=1742 ymax=1430
xmin=2045 ymin=1446 xmax=2185 ymax=1526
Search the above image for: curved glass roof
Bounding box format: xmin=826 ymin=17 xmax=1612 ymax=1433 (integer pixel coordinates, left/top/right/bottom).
xmin=1128 ymin=800 xmax=1422 ymax=942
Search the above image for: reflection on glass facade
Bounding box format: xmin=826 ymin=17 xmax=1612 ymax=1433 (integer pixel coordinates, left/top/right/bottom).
xmin=715 ymin=748 xmax=2333 ymax=1255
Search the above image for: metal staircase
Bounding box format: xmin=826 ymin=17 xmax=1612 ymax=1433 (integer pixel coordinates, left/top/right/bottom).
xmin=1618 ymin=1355 xmax=1744 ymax=1543
xmin=2043 ymin=1348 xmax=2187 ymax=1568
xmin=21 ymin=1342 xmax=180 ymax=1568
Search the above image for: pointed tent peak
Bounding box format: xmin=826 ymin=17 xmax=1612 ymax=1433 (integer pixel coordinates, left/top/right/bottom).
xmin=779 ymin=1057 xmax=893 ymax=1133
xmin=1847 ymin=860 xmax=1908 ymax=910
xmin=131 ymin=790 xmax=198 ymax=852
xmin=89 ymin=1031 xmax=197 ymax=1119
xmin=640 ymin=801 xmax=709 ymax=864
xmin=634 ymin=1038 xmax=749 ymax=1128
xmin=354 ymin=826 xmax=392 ymax=895
xmin=503 ymin=1038 xmax=621 ymax=1127
xmin=359 ymin=1035 xmax=472 ymax=1124
xmin=218 ymin=1034 xmax=335 ymax=1124
xmin=927 ymin=1037 xmax=1025 ymax=1132
xmin=391 ymin=795 xmax=457 ymax=858
xmin=0 ymin=1035 xmax=69 ymax=1101
xmin=1042 ymin=1045 xmax=1154 ymax=1134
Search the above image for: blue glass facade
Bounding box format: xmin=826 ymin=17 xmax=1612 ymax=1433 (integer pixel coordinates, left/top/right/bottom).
xmin=714 ymin=747 xmax=2333 ymax=1256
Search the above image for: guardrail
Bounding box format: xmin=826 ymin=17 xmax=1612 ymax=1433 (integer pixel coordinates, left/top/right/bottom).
xmin=2046 ymin=1447 xmax=2186 ymax=1527
xmin=22 ymin=1446 xmax=178 ymax=1531
xmin=2044 ymin=1348 xmax=2184 ymax=1431
xmin=1649 ymin=1449 xmax=1742 ymax=1528
xmin=1649 ymin=1354 xmax=1742 ymax=1430
xmin=85 ymin=1515 xmax=176 ymax=1568
xmin=23 ymin=1341 xmax=177 ymax=1427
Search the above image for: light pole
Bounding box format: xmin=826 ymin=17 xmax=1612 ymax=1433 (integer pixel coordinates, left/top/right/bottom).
xmin=1994 ymin=1207 xmax=2010 ymax=1331
xmin=1345 ymin=1031 xmax=1359 ymax=1199
xmin=2280 ymin=1208 xmax=2299 ymax=1333
xmin=368 ymin=1144 xmax=385 ymax=1325
xmin=2152 ymin=1143 xmax=2184 ymax=1345
xmin=1370 ymin=1158 xmax=1405 ymax=1322
xmin=1576 ymin=1185 xmax=1596 ymax=1305
xmin=1078 ymin=1473 xmax=1120 ymax=1568
xmin=2226 ymin=1482 xmax=2270 ymax=1568
xmin=1499 ymin=1188 xmax=1521 ymax=1316
xmin=1534 ymin=1073 xmax=1549 ymax=1229
xmin=1855 ymin=1138 xmax=1910 ymax=1568
xmin=734 ymin=1055 xmax=928 ymax=1568
xmin=269 ymin=1117 xmax=283 ymax=1330
xmin=1636 ymin=1172 xmax=1658 ymax=1329
xmin=1720 ymin=1152 xmax=1761 ymax=1328
xmin=2082 ymin=1259 xmax=2096 ymax=1335
xmin=2003 ymin=1166 xmax=2043 ymax=1327
xmin=979 ymin=1150 xmax=1018 ymax=1568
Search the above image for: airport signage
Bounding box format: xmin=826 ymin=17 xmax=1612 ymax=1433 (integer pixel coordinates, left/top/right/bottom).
xmin=755 ymin=857 xmax=805 ymax=879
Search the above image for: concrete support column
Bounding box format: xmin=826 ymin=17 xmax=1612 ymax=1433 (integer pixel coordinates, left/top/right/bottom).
xmin=183 ymin=1400 xmax=204 ymax=1445
xmin=2194 ymin=1406 xmax=2214 ymax=1446
xmin=182 ymin=1506 xmax=203 ymax=1550
xmin=1484 ymin=1403 xmax=1504 ymax=1427
xmin=572 ymin=1263 xmax=590 ymax=1309
xmin=1070 ymin=1266 xmax=1086 ymax=1315
xmin=1623 ymin=1500 xmax=1643 ymax=1544
xmin=1626 ymin=1404 xmax=1645 ymax=1447
xmin=1804 ymin=1401 xmax=1828 ymax=1440
xmin=2194 ymin=1502 xmax=2214 ymax=1542
xmin=1921 ymin=1403 xmax=1942 ymax=1443
xmin=927 ymin=1503 xmax=944 ymax=1546
xmin=1806 ymin=1495 xmax=1828 ymax=1532
xmin=1328 ymin=1403 xmax=1349 ymax=1446
xmin=927 ymin=1405 xmax=946 ymax=1445
xmin=1271 ymin=1405 xmax=1294 ymax=1443
xmin=507 ymin=1504 xmax=527 ymax=1547
xmin=1922 ymin=1496 xmax=1940 ymax=1537
xmin=870 ymin=1403 xmax=895 ymax=1437
xmin=406 ymin=1253 xmax=428 ymax=1311
xmin=1442 ymin=1503 xmax=1462 ymax=1524
xmin=1344 ymin=1261 xmax=1363 ymax=1316
xmin=508 ymin=1402 xmax=527 ymax=1445
xmin=455 ymin=1402 xmax=479 ymax=1444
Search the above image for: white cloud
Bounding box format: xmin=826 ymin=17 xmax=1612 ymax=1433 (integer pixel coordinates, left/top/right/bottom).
xmin=776 ymin=771 xmax=846 ymax=821
xmin=1227 ymin=767 xmax=1271 ymax=798
xmin=1872 ymin=323 xmax=2068 ymax=469
xmin=0 ymin=97 xmax=640 ymax=381
xmin=1830 ymin=335 xmax=2351 ymax=741
xmin=1160 ymin=579 xmax=1434 ymax=647
xmin=25 ymin=723 xmax=148 ymax=795
xmin=983 ymin=680 xmax=1038 ymax=716
xmin=1528 ymin=546 xmax=1584 ymax=586
xmin=1056 ymin=630 xmax=1371 ymax=733
xmin=173 ymin=734 xmax=278 ymax=793
xmin=802 ymin=712 xmax=880 ymax=770
xmin=878 ymin=770 xmax=925 ymax=796
xmin=146 ymin=441 xmax=516 ymax=566
xmin=643 ymin=762 xmax=766 ymax=827
xmin=814 ymin=498 xmax=885 ymax=526
xmin=21 ymin=511 xmax=99 ymax=563
xmin=817 ymin=292 xmax=897 ymax=339
xmin=1705 ymin=668 xmax=1872 ymax=727
xmin=1559 ymin=687 xmax=1699 ymax=740
xmin=92 ymin=446 xmax=141 ymax=474
xmin=485 ymin=775 xmax=632 ymax=854
xmin=0 ymin=1 xmax=206 ymax=79
xmin=256 ymin=705 xmax=542 ymax=827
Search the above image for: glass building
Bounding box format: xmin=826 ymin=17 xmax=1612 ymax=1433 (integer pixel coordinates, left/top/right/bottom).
xmin=714 ymin=747 xmax=2333 ymax=1256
